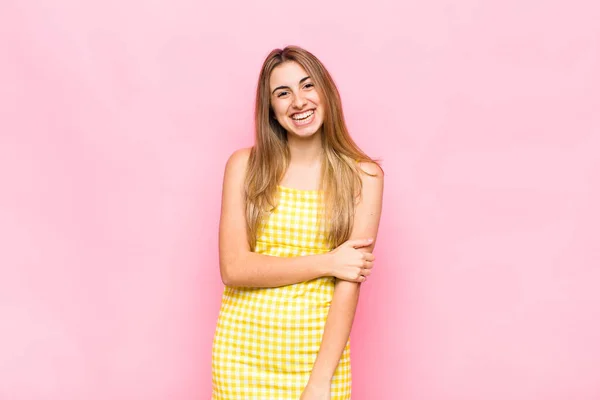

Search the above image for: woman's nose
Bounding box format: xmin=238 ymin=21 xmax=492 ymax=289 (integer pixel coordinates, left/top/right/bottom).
xmin=292 ymin=93 xmax=307 ymax=109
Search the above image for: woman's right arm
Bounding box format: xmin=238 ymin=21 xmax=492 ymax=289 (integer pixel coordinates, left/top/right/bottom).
xmin=218 ymin=148 xmax=373 ymax=288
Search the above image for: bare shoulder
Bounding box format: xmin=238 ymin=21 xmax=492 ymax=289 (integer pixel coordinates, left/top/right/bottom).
xmin=357 ymin=161 xmax=384 ymax=186
xmin=224 ymin=147 xmax=252 ymax=179
xmin=352 ymin=161 xmax=384 ymax=247
xmin=226 ymin=147 xmax=252 ymax=169
xmin=221 ymin=147 xmax=252 ymax=196
xmin=358 ymin=161 xmax=383 ymax=176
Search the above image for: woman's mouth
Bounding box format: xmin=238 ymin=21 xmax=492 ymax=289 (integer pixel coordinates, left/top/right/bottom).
xmin=290 ymin=110 xmax=315 ymax=126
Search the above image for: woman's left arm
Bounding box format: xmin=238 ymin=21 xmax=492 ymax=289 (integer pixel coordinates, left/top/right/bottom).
xmin=302 ymin=162 xmax=384 ymax=396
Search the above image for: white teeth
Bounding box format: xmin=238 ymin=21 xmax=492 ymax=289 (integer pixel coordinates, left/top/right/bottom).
xmin=291 ymin=110 xmax=314 ymax=120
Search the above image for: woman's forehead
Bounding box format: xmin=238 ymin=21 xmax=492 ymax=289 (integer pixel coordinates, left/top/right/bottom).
xmin=269 ymin=61 xmax=309 ymax=89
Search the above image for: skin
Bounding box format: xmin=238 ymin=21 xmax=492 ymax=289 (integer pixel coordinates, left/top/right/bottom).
xmin=270 ymin=61 xmax=325 ymax=144
xmin=219 ymin=61 xmax=375 ymax=288
xmin=301 ymin=160 xmax=383 ymax=400
xmin=218 ymin=60 xmax=384 ymax=399
xmin=218 ymin=148 xmax=376 ymax=288
xmin=271 ymin=61 xmax=384 ymax=399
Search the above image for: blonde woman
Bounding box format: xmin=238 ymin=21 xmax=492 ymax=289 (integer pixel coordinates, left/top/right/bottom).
xmin=212 ymin=46 xmax=384 ymax=400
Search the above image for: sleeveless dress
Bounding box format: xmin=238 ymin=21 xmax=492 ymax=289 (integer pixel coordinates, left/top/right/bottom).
xmin=212 ymin=185 xmax=351 ymax=400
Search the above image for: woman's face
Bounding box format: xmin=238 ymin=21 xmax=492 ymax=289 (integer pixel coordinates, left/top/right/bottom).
xmin=269 ymin=61 xmax=324 ymax=138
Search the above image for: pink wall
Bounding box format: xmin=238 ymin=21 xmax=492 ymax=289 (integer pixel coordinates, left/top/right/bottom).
xmin=1 ymin=0 xmax=599 ymax=399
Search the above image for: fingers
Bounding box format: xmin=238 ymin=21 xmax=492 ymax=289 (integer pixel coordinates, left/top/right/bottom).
xmin=359 ymin=253 xmax=375 ymax=268
xmin=357 ymin=251 xmax=374 ymax=261
xmin=346 ymin=238 xmax=374 ymax=249
xmin=353 ymin=255 xmax=374 ymax=269
xmin=353 ymin=267 xmax=372 ymax=283
xmin=358 ymin=275 xmax=367 ymax=283
xmin=363 ymin=253 xmax=375 ymax=262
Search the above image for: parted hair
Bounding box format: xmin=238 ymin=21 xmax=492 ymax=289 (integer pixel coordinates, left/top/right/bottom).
xmin=245 ymin=46 xmax=379 ymax=249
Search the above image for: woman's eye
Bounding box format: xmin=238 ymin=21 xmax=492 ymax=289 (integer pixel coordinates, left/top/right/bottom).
xmin=304 ymin=83 xmax=314 ymax=89
xmin=277 ymin=91 xmax=289 ymax=98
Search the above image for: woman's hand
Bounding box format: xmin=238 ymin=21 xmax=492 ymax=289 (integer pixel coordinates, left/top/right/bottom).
xmin=327 ymin=238 xmax=375 ymax=283
xmin=299 ymin=381 xmax=331 ymax=400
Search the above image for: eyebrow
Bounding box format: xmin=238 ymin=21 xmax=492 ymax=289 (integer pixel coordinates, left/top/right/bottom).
xmin=271 ymin=76 xmax=311 ymax=95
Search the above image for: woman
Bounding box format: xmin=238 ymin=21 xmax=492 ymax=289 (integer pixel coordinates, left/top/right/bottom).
xmin=212 ymin=46 xmax=384 ymax=400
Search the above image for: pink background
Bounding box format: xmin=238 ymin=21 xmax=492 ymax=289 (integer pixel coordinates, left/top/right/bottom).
xmin=1 ymin=0 xmax=599 ymax=399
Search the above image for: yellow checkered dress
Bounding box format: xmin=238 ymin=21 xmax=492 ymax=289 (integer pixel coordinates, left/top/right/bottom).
xmin=212 ymin=185 xmax=351 ymax=399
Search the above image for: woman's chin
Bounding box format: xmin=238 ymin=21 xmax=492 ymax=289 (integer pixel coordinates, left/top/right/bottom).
xmin=286 ymin=123 xmax=323 ymax=139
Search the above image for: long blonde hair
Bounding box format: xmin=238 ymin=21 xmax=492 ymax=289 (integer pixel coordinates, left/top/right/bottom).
xmin=245 ymin=46 xmax=379 ymax=249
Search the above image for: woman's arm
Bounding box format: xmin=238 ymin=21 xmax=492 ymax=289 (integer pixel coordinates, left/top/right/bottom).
xmin=219 ymin=148 xmax=374 ymax=288
xmin=303 ymin=161 xmax=384 ymax=391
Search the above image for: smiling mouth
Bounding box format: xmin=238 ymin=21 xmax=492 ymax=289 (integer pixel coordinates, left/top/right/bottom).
xmin=291 ymin=110 xmax=315 ymax=121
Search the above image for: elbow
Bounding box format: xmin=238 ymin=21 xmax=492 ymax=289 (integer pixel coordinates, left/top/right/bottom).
xmin=220 ymin=264 xmax=233 ymax=286
xmin=220 ymin=272 xmax=231 ymax=287
xmin=219 ymin=252 xmax=248 ymax=287
xmin=219 ymin=260 xmax=239 ymax=287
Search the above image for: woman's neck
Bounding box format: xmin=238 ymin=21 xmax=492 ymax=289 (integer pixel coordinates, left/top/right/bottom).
xmin=286 ymin=131 xmax=323 ymax=167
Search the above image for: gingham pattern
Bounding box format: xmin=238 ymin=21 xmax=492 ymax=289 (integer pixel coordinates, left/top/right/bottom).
xmin=212 ymin=186 xmax=351 ymax=400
